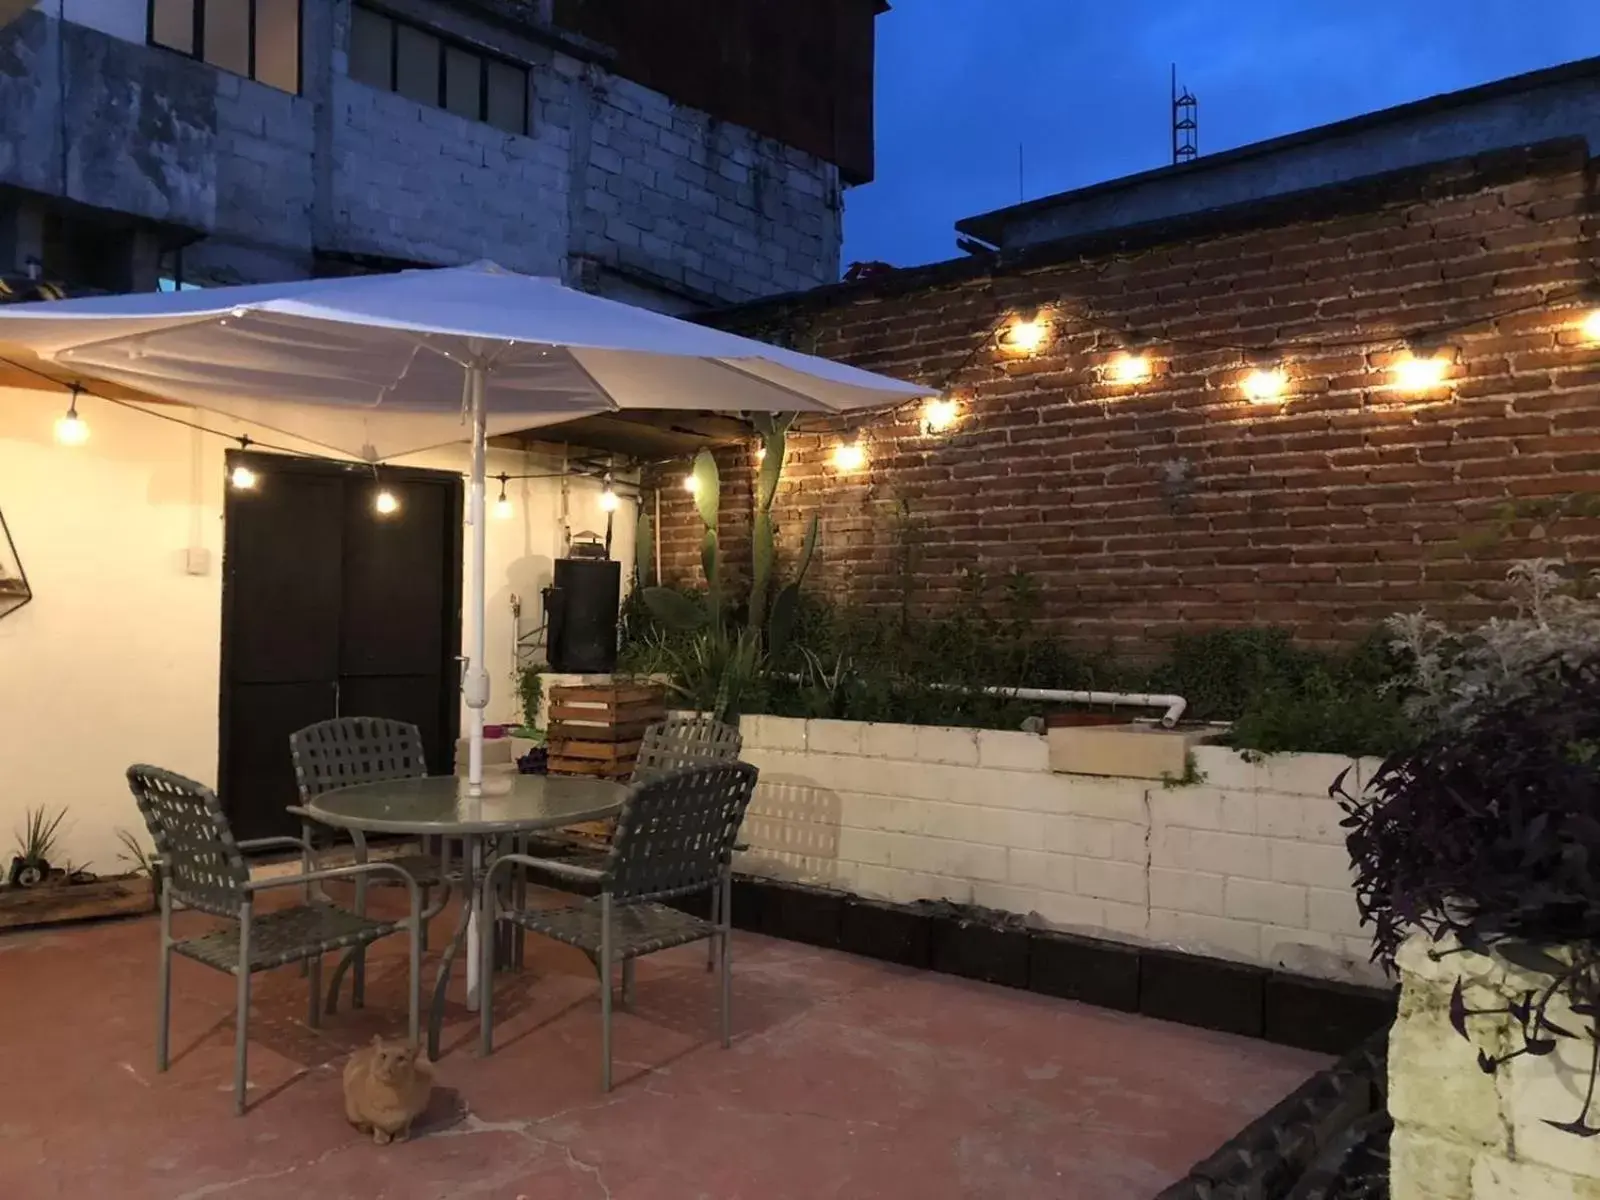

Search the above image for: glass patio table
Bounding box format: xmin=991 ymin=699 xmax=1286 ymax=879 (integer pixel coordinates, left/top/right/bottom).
xmin=302 ymin=773 xmax=626 ymax=1059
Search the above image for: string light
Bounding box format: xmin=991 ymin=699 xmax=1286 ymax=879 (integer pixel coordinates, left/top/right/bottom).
xmin=53 ymin=387 xmax=88 ymax=446
xmin=374 ymin=489 xmax=400 ymax=516
xmin=682 ymin=472 xmax=699 ymax=495
xmin=1242 ymin=366 xmax=1289 ymax=404
xmin=754 ymin=443 xmax=767 ymax=463
xmin=493 ymin=474 xmax=512 ymax=520
xmin=921 ymin=396 xmax=960 ymax=434
xmin=1107 ymin=352 xmax=1152 ymax=385
xmin=1392 ymin=352 xmax=1450 ymax=393
xmin=599 ymin=474 xmax=619 ymax=512
xmin=999 ymin=313 xmax=1049 ymax=355
xmin=833 ymin=435 xmax=867 ymax=472
xmin=229 ymin=464 xmax=258 ymax=490
xmin=1583 ymin=308 xmax=1600 ymax=342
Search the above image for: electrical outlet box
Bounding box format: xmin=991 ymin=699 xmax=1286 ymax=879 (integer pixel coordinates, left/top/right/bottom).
xmin=183 ymin=547 xmax=212 ymax=576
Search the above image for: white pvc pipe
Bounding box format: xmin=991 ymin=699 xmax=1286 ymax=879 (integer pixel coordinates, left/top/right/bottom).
xmin=464 ymin=364 xmax=490 ymax=794
xmin=975 ymin=686 xmax=1188 ymax=727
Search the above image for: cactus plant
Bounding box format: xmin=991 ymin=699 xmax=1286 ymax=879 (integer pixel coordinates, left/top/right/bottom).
xmin=641 ymin=431 xmax=818 ymax=653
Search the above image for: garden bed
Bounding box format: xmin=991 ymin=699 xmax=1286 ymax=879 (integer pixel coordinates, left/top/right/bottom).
xmin=0 ymin=873 xmax=155 ymax=930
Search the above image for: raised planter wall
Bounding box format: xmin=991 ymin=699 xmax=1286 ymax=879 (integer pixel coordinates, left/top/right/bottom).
xmin=736 ymin=715 xmax=1383 ymax=984
xmin=1389 ymin=936 xmax=1600 ymax=1199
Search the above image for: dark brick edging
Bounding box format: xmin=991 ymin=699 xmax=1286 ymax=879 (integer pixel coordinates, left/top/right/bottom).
xmin=715 ymin=875 xmax=1397 ymax=1058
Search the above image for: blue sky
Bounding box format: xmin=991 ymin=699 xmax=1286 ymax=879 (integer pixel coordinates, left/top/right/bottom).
xmin=842 ymin=0 xmax=1600 ymax=268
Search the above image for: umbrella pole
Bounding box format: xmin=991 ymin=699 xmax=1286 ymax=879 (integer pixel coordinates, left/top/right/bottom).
xmin=465 ymin=362 xmax=490 ymax=795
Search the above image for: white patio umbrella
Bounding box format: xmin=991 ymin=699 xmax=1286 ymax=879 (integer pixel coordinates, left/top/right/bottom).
xmin=0 ymin=261 xmax=933 ymax=789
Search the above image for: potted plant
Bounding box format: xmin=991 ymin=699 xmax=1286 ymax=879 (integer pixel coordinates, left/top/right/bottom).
xmin=8 ymin=806 xmax=66 ymax=887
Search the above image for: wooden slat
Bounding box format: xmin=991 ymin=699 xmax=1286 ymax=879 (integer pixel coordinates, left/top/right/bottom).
xmin=548 ymin=701 xmax=665 ymax=724
xmin=549 ymin=757 xmax=635 ymax=779
xmin=546 ymin=738 xmax=643 ymax=762
xmin=549 ymin=719 xmax=659 ymax=743
xmin=0 ymin=875 xmax=154 ymax=930
xmin=548 ymin=684 xmax=661 ymax=705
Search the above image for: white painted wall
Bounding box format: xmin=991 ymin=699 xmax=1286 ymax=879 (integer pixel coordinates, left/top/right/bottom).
xmin=33 ymin=0 xmax=145 ymax=43
xmin=1390 ymin=935 xmax=1600 ymax=1198
xmin=737 ymin=714 xmax=1384 ymax=984
xmin=0 ymin=385 xmax=634 ymax=873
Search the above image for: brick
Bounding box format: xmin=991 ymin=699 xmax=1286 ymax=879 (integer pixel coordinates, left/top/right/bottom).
xmin=1150 ymin=867 xmax=1225 ymax=917
xmin=1224 ymin=877 xmax=1309 ymax=927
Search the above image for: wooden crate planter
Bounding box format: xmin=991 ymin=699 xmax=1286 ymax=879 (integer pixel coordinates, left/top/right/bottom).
xmin=546 ymin=682 xmax=664 ymax=783
xmin=0 ymin=874 xmax=155 ymax=931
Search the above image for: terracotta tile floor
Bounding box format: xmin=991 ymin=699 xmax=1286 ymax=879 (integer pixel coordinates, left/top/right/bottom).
xmin=0 ymin=899 xmax=1324 ymax=1199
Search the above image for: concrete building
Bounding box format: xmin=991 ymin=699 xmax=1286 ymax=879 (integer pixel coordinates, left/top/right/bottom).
xmin=0 ymin=0 xmax=886 ymax=309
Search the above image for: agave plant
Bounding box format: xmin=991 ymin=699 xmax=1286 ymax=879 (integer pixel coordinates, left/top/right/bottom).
xmin=9 ymin=805 xmax=67 ymax=888
xmin=642 ymin=625 xmax=766 ymax=724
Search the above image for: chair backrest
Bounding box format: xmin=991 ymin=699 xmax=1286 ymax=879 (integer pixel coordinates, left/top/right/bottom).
xmin=630 ymin=715 xmax=743 ymax=786
xmin=289 ymin=716 xmax=428 ymax=802
xmin=126 ymin=765 xmax=249 ymax=918
xmin=604 ymin=762 xmax=759 ymax=902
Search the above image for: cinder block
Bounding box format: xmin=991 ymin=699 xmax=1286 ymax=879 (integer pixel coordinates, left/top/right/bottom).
xmin=976 ymin=730 xmax=1048 ymax=772
xmin=1073 ymin=857 xmax=1148 ymax=906
xmin=1150 ymin=867 xmax=1225 ymax=917
xmin=859 ymin=721 xmax=919 ymax=761
xmin=806 ymin=719 xmax=863 ymax=757
xmin=1269 ymin=840 xmax=1355 ymax=889
xmin=915 ymin=724 xmax=980 ymax=766
xmin=1048 ymin=723 xmax=1205 ymax=780
xmin=1007 ymin=848 xmax=1075 ymax=893
xmin=1309 ymin=886 xmax=1366 ymax=936
xmin=1224 ymin=876 xmax=1308 ymax=927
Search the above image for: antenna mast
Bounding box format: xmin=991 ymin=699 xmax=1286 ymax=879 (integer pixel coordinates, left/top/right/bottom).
xmin=1171 ymin=64 xmax=1197 ymax=165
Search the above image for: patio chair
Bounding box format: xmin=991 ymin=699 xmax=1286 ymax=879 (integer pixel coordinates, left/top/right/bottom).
xmin=515 ymin=714 xmax=746 ymax=968
xmin=127 ymin=765 xmax=422 ymax=1116
xmin=290 ymin=716 xmax=449 ymax=970
xmin=480 ymin=761 xmax=760 ymax=1091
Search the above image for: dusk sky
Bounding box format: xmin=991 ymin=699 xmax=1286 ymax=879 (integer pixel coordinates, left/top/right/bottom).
xmin=842 ymin=0 xmax=1600 ymax=268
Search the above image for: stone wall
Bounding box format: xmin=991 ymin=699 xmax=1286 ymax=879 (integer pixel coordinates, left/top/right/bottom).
xmin=1390 ymin=936 xmax=1600 ymax=1199
xmin=654 ymin=139 xmax=1600 ymax=652
xmin=735 ymin=714 xmax=1382 ymax=984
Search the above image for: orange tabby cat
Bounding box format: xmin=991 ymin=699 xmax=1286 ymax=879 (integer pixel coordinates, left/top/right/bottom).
xmin=343 ymin=1036 xmax=432 ymax=1144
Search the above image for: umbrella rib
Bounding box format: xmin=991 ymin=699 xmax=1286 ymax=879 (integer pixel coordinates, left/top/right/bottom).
xmin=562 ymin=350 xmax=624 ymax=414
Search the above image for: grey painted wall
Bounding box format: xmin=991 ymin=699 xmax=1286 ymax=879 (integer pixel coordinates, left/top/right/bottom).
xmin=0 ymin=0 xmax=842 ymax=303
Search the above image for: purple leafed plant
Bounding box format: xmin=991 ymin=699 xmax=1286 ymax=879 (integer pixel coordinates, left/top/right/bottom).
xmin=1335 ymin=654 xmax=1600 ymax=1136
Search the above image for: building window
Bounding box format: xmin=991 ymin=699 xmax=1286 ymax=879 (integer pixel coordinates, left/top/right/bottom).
xmin=347 ymin=4 xmax=529 ymax=135
xmin=148 ymin=0 xmax=302 ymax=94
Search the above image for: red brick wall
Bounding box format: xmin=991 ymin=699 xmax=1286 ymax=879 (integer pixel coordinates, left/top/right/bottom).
xmin=650 ymin=143 xmax=1600 ymax=652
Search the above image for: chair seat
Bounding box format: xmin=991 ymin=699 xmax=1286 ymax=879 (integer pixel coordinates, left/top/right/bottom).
xmin=505 ymin=899 xmax=713 ymax=960
xmin=173 ymin=903 xmax=405 ymax=974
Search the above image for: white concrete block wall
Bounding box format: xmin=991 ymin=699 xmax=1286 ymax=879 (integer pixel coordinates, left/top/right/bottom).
xmin=736 ymin=716 xmax=1383 ymax=983
xmin=1390 ymin=936 xmax=1600 ymax=1199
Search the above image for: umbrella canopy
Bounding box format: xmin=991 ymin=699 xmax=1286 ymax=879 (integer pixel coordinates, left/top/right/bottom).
xmin=0 ymin=261 xmax=929 ymax=461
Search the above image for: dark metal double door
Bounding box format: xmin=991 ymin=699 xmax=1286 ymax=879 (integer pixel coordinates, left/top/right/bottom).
xmin=219 ymin=452 xmax=463 ymax=842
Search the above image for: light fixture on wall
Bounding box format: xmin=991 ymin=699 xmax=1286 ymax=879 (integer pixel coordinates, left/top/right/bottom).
xmin=832 ymin=434 xmax=867 ymax=472
xmin=493 ymin=473 xmax=513 ymax=520
xmin=682 ymin=471 xmax=700 ymax=495
xmin=921 ymin=395 xmax=960 ymax=434
xmin=1107 ymin=351 xmax=1153 ymax=386
xmin=1583 ymin=307 xmax=1600 ymax=343
xmin=599 ymin=474 xmax=619 ymax=512
xmin=374 ymin=488 xmax=400 ymax=516
xmin=1392 ymin=348 xmax=1451 ymax=393
xmin=754 ymin=442 xmax=767 ymax=463
xmin=53 ymin=387 xmax=89 ymax=446
xmin=1242 ymin=364 xmax=1289 ymax=404
xmin=998 ymin=311 xmax=1050 ymax=355
xmin=229 ymin=464 xmax=258 ymax=490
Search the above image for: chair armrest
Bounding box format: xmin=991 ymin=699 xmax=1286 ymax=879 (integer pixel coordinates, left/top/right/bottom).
xmin=246 ymin=862 xmax=421 ymax=913
xmin=238 ymin=834 xmax=315 ymax=855
xmin=483 ymin=852 xmax=603 ymax=892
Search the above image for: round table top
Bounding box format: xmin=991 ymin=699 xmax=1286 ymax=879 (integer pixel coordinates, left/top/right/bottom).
xmin=302 ymin=773 xmax=626 ymax=835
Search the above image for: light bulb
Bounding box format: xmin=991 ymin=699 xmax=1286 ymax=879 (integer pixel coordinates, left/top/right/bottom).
xmin=1393 ymin=353 xmax=1449 ymax=393
xmin=1582 ymin=308 xmax=1600 ymax=342
xmin=1242 ymin=367 xmax=1288 ymax=404
xmin=921 ymin=397 xmax=960 ymax=434
xmin=833 ymin=438 xmax=867 ymax=472
xmin=754 ymin=444 xmax=767 ymax=463
xmin=1108 ymin=353 xmax=1152 ymax=385
xmin=682 ymin=473 xmax=699 ymax=495
xmin=599 ymin=486 xmax=619 ymax=513
xmin=1002 ymin=316 xmax=1048 ymax=355
xmin=493 ymin=495 xmax=513 ymax=520
xmin=374 ymin=489 xmax=399 ymax=516
xmin=230 ymin=465 xmax=258 ymax=490
xmin=54 ymin=401 xmax=89 ymax=446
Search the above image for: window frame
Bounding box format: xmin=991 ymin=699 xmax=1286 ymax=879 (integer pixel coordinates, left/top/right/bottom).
xmin=349 ymin=3 xmax=530 ymax=136
xmin=146 ymin=0 xmax=305 ymax=94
